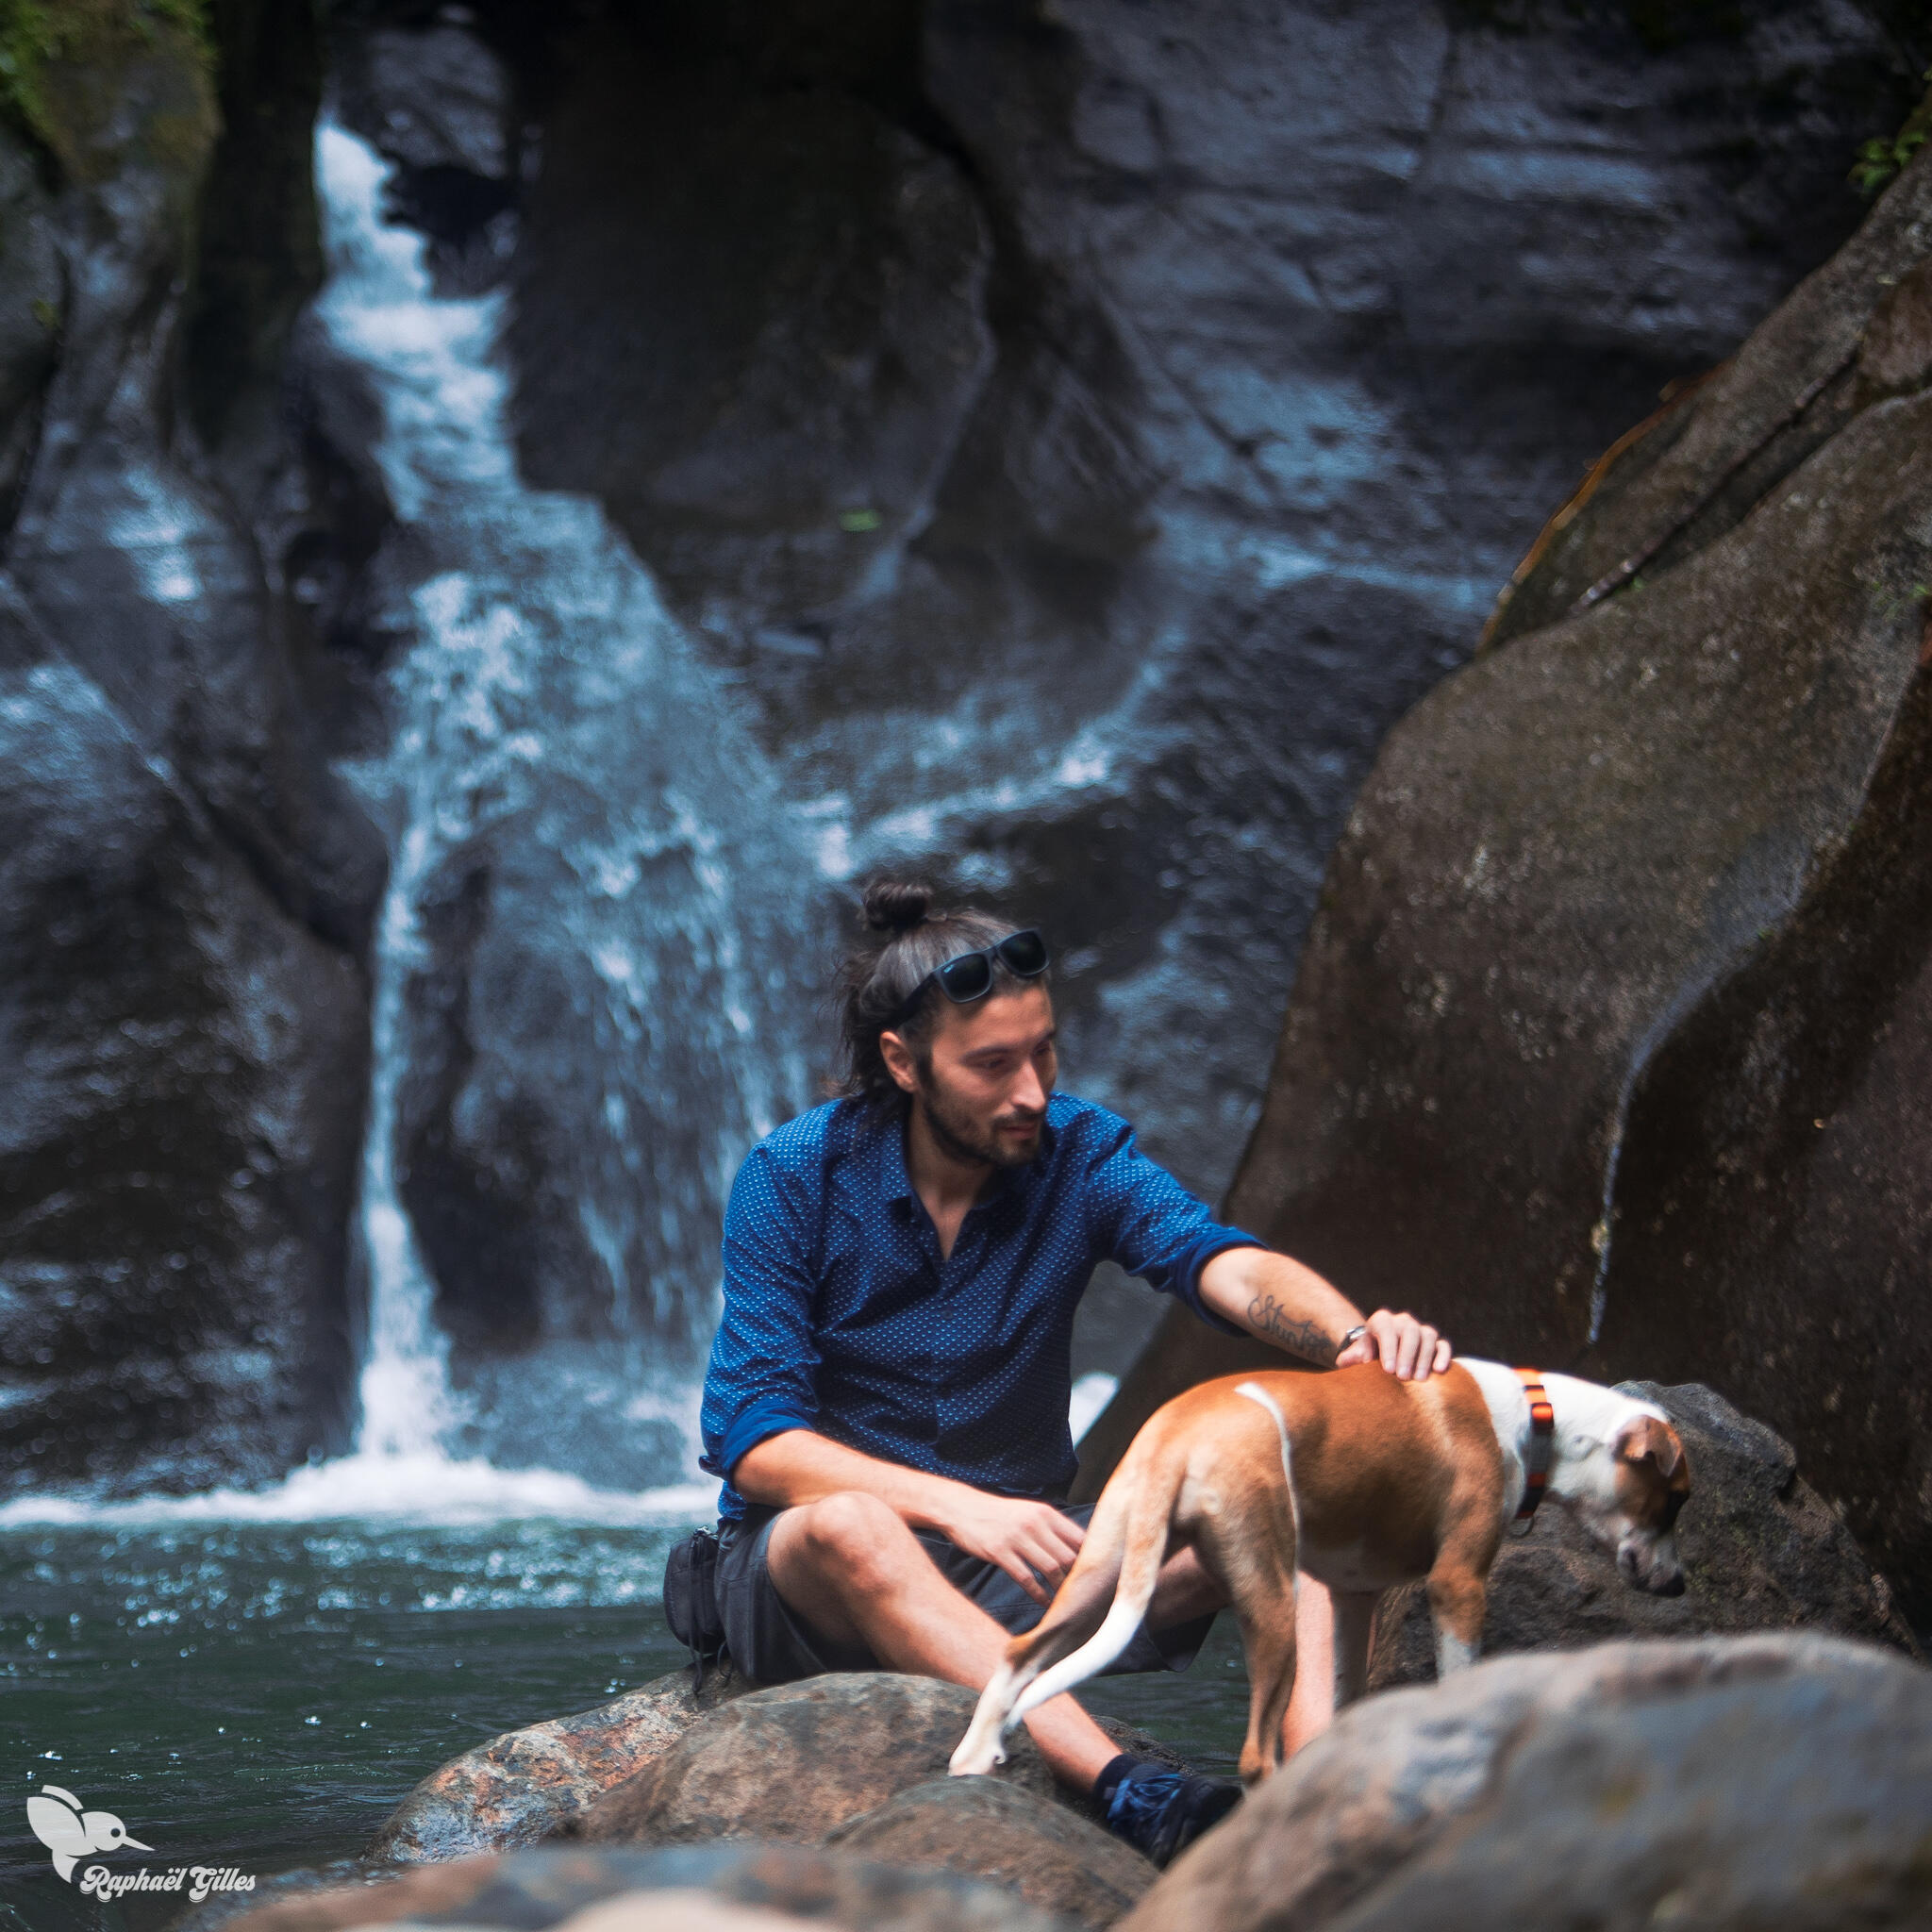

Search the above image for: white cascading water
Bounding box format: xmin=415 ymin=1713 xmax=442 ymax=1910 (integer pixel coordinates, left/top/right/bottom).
xmin=309 ymin=118 xmax=824 ymax=1507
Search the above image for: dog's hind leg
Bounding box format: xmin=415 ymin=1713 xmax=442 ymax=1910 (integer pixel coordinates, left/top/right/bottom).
xmin=949 ymin=1553 xmax=1120 ymax=1774
xmin=1190 ymin=1459 xmax=1300 ymax=1783
xmin=991 ymin=1476 xmax=1174 ymax=1740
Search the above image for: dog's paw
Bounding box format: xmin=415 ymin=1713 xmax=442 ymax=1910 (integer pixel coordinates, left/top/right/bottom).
xmin=947 ymin=1734 xmax=1008 ymax=1777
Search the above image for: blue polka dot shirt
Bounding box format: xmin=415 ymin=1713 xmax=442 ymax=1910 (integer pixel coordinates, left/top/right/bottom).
xmin=699 ymin=1091 xmax=1262 ymax=1519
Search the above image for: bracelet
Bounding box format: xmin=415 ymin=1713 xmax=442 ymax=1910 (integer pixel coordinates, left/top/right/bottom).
xmin=1336 ymin=1324 xmax=1368 ymax=1360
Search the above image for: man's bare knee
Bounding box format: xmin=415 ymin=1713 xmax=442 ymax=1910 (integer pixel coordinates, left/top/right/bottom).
xmin=788 ymin=1491 xmax=918 ymax=1593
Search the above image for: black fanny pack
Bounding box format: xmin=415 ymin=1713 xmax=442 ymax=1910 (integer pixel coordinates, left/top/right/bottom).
xmin=663 ymin=1526 xmax=727 ymax=1690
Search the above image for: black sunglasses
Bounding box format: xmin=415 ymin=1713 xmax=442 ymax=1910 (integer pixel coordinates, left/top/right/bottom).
xmin=897 ymin=929 xmax=1050 ymax=1019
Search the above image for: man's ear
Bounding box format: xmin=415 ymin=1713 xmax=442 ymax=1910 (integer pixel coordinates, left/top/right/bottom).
xmin=877 ymin=1028 xmax=921 ymax=1095
xmin=1615 ymin=1414 xmax=1683 ymax=1477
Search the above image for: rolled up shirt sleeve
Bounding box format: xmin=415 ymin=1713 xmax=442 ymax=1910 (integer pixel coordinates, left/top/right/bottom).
xmin=700 ymin=1143 xmax=823 ymax=1481
xmin=1083 ymin=1112 xmax=1265 ymax=1335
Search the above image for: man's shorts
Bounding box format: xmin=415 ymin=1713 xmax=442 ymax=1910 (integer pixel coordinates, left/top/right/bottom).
xmin=713 ymin=1499 xmax=1216 ymax=1685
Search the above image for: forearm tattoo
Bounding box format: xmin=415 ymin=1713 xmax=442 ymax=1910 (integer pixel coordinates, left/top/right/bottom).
xmin=1245 ymin=1292 xmax=1337 ymax=1365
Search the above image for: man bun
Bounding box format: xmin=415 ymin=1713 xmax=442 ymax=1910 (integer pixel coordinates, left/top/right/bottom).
xmin=862 ymin=878 xmax=933 ymax=934
xmin=835 ymin=882 xmax=1043 ymax=1110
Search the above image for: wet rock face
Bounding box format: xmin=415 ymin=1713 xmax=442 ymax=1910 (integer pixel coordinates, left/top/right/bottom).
xmin=567 ymin=1675 xmax=1058 ymax=1849
xmin=196 ymin=1843 xmax=1078 ymax=1932
xmin=492 ymin=0 xmax=1918 ymax=1274
xmin=1368 ymin=1381 xmax=1919 ymax=1689
xmin=0 ymin=4 xmax=383 ymax=1494
xmin=1123 ymin=1634 xmax=1932 ymax=1932
xmin=1084 ymin=151 xmax=1932 ymax=1619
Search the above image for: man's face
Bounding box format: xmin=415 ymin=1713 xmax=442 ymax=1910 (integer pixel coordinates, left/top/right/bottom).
xmin=887 ymin=984 xmax=1058 ymax=1168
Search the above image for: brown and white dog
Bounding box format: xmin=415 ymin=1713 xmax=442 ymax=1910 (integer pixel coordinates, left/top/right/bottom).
xmin=950 ymin=1358 xmax=1690 ymax=1784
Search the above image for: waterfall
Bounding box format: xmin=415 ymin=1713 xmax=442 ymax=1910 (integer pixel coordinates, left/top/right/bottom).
xmin=300 ymin=122 xmax=818 ymax=1498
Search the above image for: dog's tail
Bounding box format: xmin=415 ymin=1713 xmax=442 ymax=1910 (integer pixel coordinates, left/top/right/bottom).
xmin=1003 ymin=1470 xmax=1173 ymax=1731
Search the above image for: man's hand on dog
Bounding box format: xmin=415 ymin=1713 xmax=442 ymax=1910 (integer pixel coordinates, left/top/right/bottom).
xmin=1338 ymin=1308 xmax=1451 ymax=1381
xmin=942 ymin=1492 xmax=1086 ymax=1603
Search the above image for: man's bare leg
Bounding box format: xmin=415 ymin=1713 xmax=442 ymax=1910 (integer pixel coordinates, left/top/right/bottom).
xmin=767 ymin=1491 xmax=1224 ymax=1790
xmin=1281 ymin=1572 xmax=1337 ymax=1757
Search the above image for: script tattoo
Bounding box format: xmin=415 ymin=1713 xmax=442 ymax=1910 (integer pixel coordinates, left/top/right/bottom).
xmin=1245 ymin=1292 xmax=1337 ymax=1365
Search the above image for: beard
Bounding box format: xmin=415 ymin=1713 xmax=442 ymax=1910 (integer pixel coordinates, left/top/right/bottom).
xmin=916 ymin=1064 xmax=1043 ymax=1169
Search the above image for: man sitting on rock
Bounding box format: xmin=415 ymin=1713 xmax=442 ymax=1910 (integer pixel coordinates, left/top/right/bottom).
xmin=699 ymin=878 xmax=1452 ymax=1864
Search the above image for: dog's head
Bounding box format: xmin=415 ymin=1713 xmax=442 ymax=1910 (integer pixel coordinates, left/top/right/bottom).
xmin=1585 ymin=1411 xmax=1690 ymax=1595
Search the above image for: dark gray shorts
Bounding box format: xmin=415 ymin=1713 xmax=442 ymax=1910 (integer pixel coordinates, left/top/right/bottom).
xmin=713 ymin=1499 xmax=1215 ymax=1685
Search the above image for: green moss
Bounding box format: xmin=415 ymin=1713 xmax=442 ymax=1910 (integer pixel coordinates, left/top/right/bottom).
xmin=1851 ymin=73 xmax=1932 ymax=199
xmin=0 ymin=0 xmax=213 ymax=159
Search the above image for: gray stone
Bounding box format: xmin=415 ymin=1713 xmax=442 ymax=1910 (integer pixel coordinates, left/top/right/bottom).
xmin=826 ymin=1776 xmax=1155 ymax=1929
xmin=1123 ymin=1634 xmax=1932 ymax=1932
xmin=192 ymin=1844 xmax=1078 ymax=1932
xmin=566 ymin=1675 xmax=1058 ymax=1849
xmin=368 ymin=1664 xmax=761 ymax=1863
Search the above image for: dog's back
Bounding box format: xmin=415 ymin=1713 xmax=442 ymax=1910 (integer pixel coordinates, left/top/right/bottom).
xmin=1119 ymin=1361 xmax=1507 ymax=1595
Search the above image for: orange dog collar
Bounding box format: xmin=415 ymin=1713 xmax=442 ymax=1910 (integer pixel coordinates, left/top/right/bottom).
xmin=1514 ymin=1368 xmax=1556 ymax=1523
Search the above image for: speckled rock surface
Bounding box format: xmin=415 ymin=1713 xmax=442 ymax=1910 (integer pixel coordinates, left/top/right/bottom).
xmin=565 ymin=1675 xmax=1058 ymax=1849
xmin=1124 ymin=1634 xmax=1932 ymax=1932
xmin=368 ymin=1663 xmax=760 ymax=1862
xmin=825 ymin=1775 xmax=1155 ymax=1928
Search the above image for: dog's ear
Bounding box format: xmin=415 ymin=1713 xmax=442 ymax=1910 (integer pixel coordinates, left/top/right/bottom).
xmin=1615 ymin=1414 xmax=1683 ymax=1477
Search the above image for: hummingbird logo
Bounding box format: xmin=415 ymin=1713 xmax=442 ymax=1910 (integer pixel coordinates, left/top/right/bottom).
xmin=25 ymin=1786 xmax=151 ymax=1882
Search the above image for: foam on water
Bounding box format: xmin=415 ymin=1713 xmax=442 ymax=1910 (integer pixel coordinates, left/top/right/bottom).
xmin=0 ymin=1462 xmax=715 ymax=1530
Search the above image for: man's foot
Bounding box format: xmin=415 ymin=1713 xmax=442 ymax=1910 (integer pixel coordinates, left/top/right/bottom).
xmin=1093 ymin=1754 xmax=1241 ymax=1867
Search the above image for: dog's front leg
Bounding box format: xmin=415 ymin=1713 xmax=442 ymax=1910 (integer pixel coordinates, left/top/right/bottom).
xmin=1425 ymin=1560 xmax=1486 ymax=1676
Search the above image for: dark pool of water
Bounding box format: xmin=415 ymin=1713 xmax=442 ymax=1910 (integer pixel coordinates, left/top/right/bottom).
xmin=3 ymin=1520 xmax=1250 ymax=1932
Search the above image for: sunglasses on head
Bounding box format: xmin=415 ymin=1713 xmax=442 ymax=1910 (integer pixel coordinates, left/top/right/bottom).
xmin=900 ymin=928 xmax=1050 ymax=1018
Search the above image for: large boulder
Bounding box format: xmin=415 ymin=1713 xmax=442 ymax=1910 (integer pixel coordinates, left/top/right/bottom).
xmin=824 ymin=1776 xmax=1155 ymax=1929
xmin=566 ymin=1675 xmax=1057 ymax=1849
xmin=368 ymin=1663 xmax=761 ymax=1863
xmin=1079 ymin=144 xmax=1932 ymax=1621
xmin=184 ymin=1844 xmax=1077 ymax=1932
xmin=1369 ymin=1379 xmax=1918 ymax=1686
xmin=1123 ymin=1634 xmax=1932 ymax=1932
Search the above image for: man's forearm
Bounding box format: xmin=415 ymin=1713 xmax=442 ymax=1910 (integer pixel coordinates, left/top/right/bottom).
xmin=1198 ymin=1246 xmax=1363 ymax=1364
xmin=733 ymin=1427 xmax=982 ymax=1534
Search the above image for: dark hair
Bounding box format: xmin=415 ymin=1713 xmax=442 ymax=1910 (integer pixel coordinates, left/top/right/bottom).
xmin=833 ymin=879 xmax=1047 ymax=1111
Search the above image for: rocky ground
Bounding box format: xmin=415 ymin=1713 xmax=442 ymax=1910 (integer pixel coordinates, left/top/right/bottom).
xmin=167 ymin=1374 xmax=1928 ymax=1932
xmin=175 ymin=1627 xmax=1932 ymax=1932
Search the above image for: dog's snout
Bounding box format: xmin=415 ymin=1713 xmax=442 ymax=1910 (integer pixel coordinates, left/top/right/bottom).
xmin=1652 ymin=1568 xmax=1686 ymax=1596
